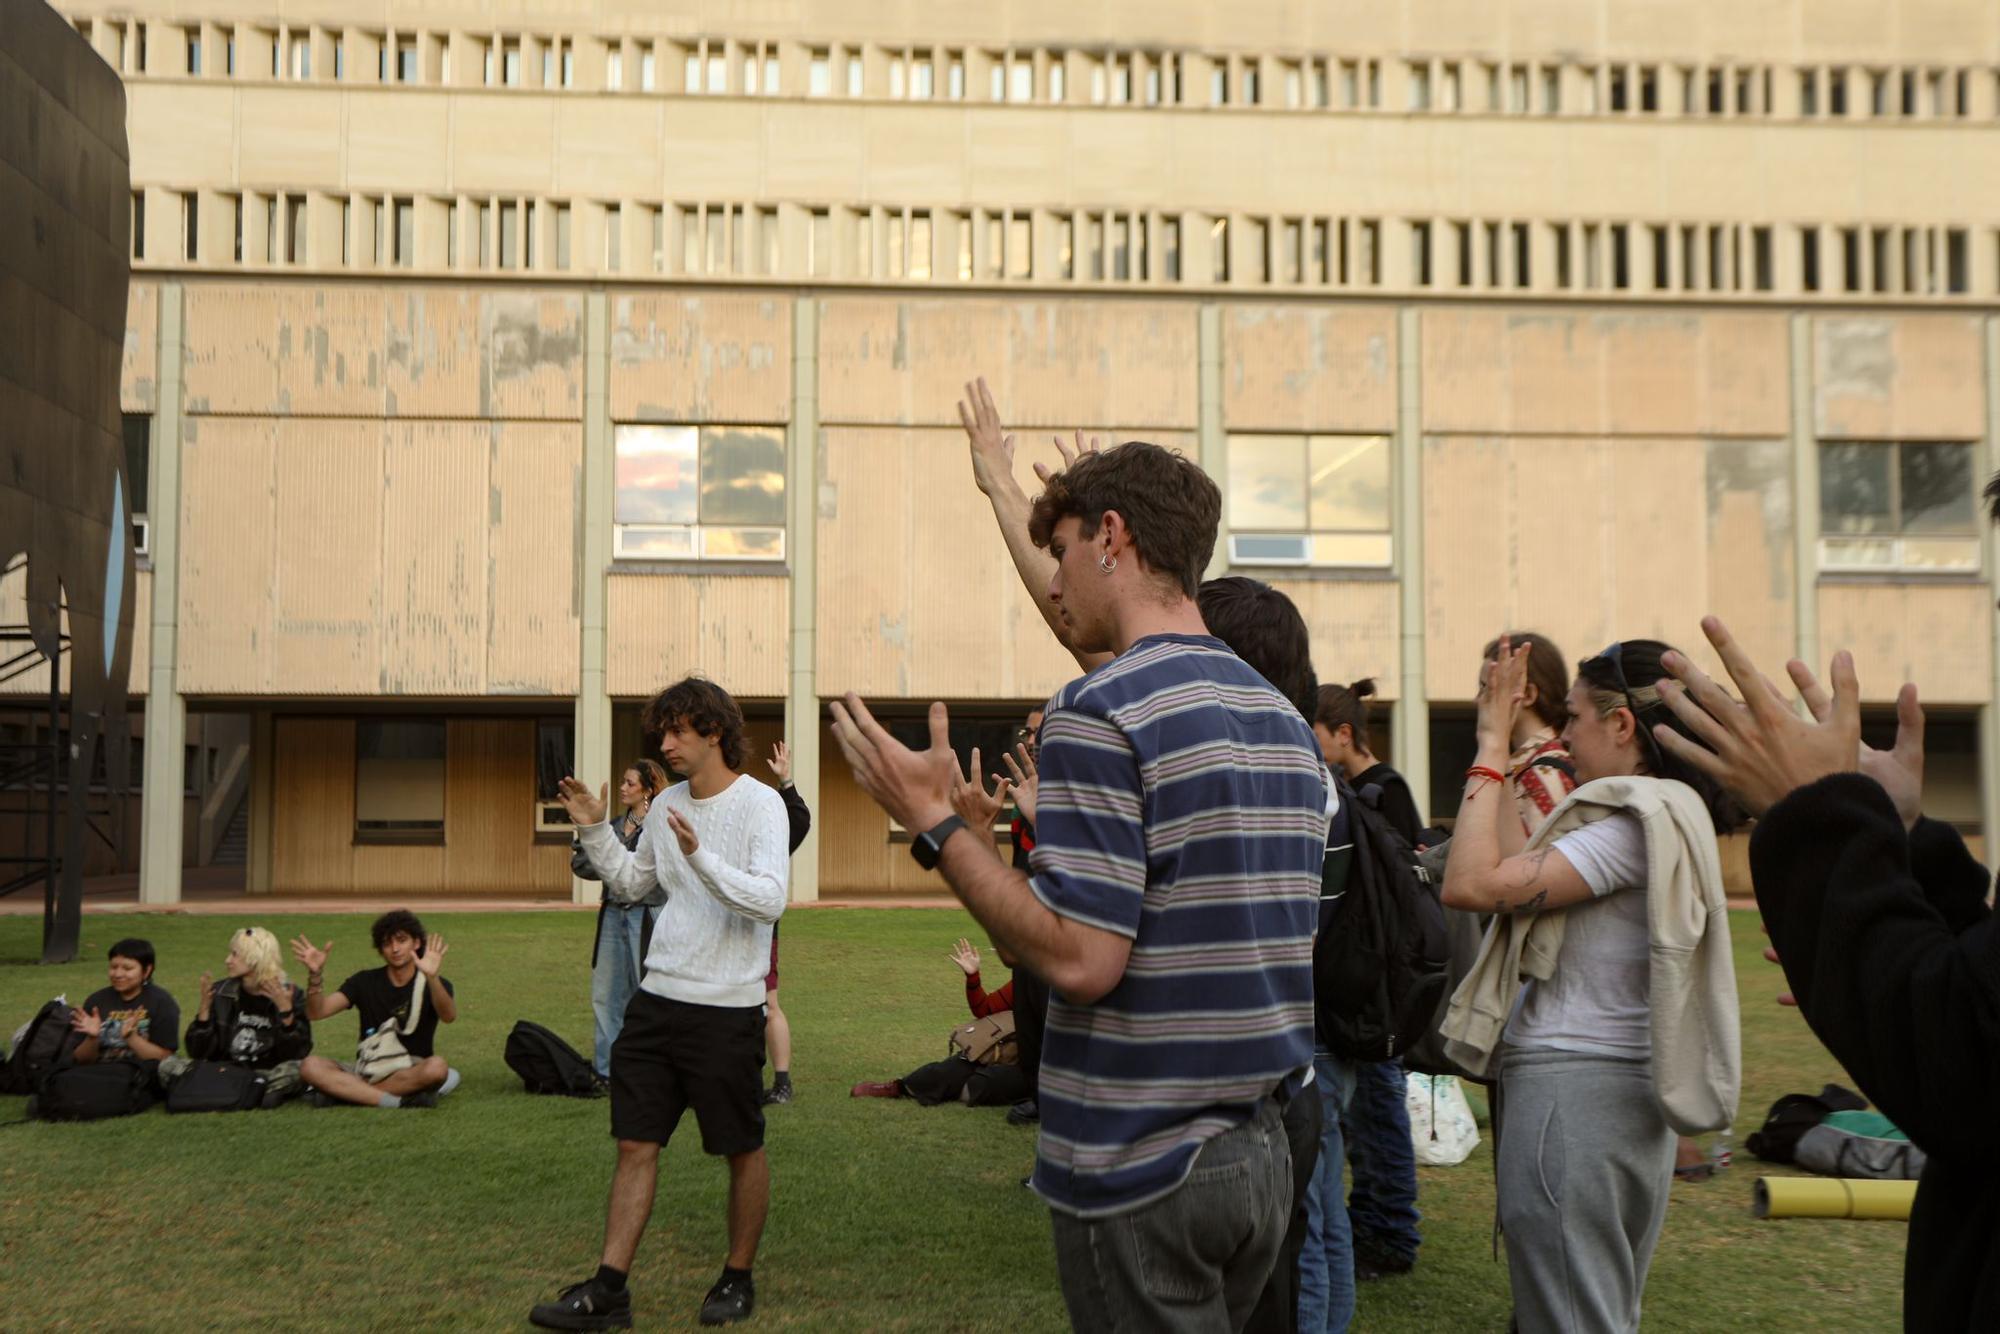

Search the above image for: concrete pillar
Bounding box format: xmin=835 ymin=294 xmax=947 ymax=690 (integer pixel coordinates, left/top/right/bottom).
xmin=788 ymin=298 xmax=822 ymax=903
xmin=1981 ymin=319 xmax=2000 ymax=864
xmin=1199 ymin=304 xmax=1227 ymax=578
xmin=572 ymin=291 xmax=612 ymax=905
xmin=1789 ymin=313 xmax=1820 ymax=672
xmin=1393 ymin=307 xmax=1429 ymax=823
xmin=139 ymin=284 xmax=185 ymax=904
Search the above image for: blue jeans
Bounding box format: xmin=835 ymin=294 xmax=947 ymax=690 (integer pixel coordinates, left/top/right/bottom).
xmin=1298 ymin=1052 xmax=1357 ymax=1334
xmin=591 ymin=905 xmax=649 ymax=1078
xmin=1344 ymin=1058 xmax=1422 ymax=1264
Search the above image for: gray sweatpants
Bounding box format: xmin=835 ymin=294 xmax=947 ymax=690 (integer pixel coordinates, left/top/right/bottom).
xmin=1496 ymin=1046 xmax=1675 ymax=1334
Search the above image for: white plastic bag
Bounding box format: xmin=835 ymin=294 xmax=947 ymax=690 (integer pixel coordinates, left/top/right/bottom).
xmin=1407 ymin=1071 xmax=1480 ymax=1166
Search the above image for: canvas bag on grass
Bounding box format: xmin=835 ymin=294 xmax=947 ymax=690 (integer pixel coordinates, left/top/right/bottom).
xmin=1407 ymin=1071 xmax=1480 ymax=1166
xmin=355 ymin=975 xmax=424 ymax=1082
xmin=947 ymin=1012 xmax=1017 ymax=1067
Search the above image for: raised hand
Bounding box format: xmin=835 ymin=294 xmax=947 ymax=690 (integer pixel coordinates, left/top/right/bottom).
xmin=70 ymin=1006 xmax=104 ymax=1038
xmin=958 ymin=376 xmax=1017 ymax=497
xmin=1789 ymin=662 xmax=1924 ymax=830
xmin=666 ymin=808 xmax=700 ymax=857
xmin=556 ymin=776 xmax=609 ymax=827
xmin=949 ymin=937 xmax=981 ymax=976
xmin=766 ymin=741 xmax=792 ymax=785
xmin=1476 ymin=635 xmax=1532 ymax=747
xmin=197 ymin=971 xmax=216 ymax=1019
xmin=415 ymin=933 xmax=449 ymax=978
xmin=1033 ymin=429 xmax=1105 ymax=485
xmin=948 ymin=746 xmax=1013 ymax=834
xmin=1653 ymin=616 xmax=1862 ymax=817
xmin=289 ymin=935 xmax=331 ymax=975
xmin=1002 ymin=743 xmax=1040 ymax=826
xmin=830 ymin=696 xmax=958 ymax=835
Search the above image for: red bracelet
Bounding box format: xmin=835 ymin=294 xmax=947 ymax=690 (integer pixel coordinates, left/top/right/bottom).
xmin=1465 ymin=765 xmax=1505 ymax=786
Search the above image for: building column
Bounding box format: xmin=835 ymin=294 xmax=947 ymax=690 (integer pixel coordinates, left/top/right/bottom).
xmin=572 ymin=290 xmax=612 ymax=905
xmin=139 ymin=284 xmax=186 ymax=904
xmin=1393 ymin=306 xmax=1430 ymax=822
xmin=1788 ymin=313 xmax=1819 ymax=671
xmin=788 ymin=297 xmax=822 ymax=903
xmin=1981 ymin=318 xmax=2000 ymax=863
xmin=1199 ymin=303 xmax=1227 ymax=577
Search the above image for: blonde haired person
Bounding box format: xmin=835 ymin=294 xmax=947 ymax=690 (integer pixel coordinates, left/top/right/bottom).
xmin=158 ymin=927 xmax=314 ymax=1106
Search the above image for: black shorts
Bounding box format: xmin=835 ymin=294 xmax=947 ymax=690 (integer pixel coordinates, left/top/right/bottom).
xmin=610 ymin=991 xmax=766 ymax=1156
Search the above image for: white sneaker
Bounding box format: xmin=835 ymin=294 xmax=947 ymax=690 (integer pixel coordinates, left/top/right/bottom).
xmin=438 ymin=1067 xmax=462 ymax=1097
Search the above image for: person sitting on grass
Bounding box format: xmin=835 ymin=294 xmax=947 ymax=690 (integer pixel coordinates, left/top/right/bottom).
xmin=290 ymin=910 xmax=456 ymax=1110
xmin=159 ymin=927 xmax=312 ymax=1105
xmin=849 ymin=935 xmax=1029 ymax=1107
xmin=69 ymin=937 xmax=179 ymax=1067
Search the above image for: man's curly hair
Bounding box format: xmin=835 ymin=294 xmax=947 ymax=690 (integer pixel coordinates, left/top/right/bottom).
xmin=1027 ymin=441 xmax=1221 ymax=598
xmin=642 ymin=677 xmax=747 ymax=771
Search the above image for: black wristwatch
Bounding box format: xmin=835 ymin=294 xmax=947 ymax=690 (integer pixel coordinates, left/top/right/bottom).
xmin=910 ymin=814 xmax=967 ymax=870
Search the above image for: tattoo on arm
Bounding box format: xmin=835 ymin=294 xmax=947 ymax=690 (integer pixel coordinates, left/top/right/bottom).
xmin=1521 ymin=889 xmax=1549 ymax=912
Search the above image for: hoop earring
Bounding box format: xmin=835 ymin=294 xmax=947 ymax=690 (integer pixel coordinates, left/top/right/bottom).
xmin=1098 ymin=552 xmax=1117 ymax=574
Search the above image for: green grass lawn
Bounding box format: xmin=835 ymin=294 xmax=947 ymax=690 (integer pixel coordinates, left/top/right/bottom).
xmin=1 ymin=908 xmax=1903 ymax=1331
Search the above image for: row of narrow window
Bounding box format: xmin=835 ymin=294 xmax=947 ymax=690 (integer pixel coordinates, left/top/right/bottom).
xmin=71 ymin=13 xmax=2000 ymax=120
xmin=128 ymin=189 xmax=1986 ymax=300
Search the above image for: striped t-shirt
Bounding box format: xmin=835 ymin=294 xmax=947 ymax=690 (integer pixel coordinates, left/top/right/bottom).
xmin=1028 ymin=633 xmax=1327 ymax=1218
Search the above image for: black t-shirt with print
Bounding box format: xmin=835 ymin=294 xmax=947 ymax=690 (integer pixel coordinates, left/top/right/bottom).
xmin=79 ymin=983 xmax=181 ymax=1059
xmin=334 ymin=967 xmax=453 ymax=1058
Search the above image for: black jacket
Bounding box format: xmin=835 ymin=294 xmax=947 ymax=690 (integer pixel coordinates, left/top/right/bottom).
xmin=1750 ymin=773 xmax=2000 ymax=1330
xmin=181 ymin=979 xmax=313 ymax=1068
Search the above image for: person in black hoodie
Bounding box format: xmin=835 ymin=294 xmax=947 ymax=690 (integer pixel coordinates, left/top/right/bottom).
xmin=1652 ymin=612 xmax=1998 ymax=1331
xmin=159 ymin=927 xmax=313 ymax=1104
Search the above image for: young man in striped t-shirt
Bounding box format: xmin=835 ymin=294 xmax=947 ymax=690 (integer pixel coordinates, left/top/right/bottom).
xmin=833 ymin=437 xmax=1326 ymax=1330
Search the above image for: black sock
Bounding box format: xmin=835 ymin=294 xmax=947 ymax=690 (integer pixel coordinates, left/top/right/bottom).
xmin=721 ymin=1265 xmax=753 ymax=1286
xmin=595 ymin=1264 xmax=627 ymax=1293
xmin=772 ymin=1070 xmax=791 ymax=1089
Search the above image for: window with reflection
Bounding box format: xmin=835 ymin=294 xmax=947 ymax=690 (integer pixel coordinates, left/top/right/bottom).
xmin=614 ymin=425 xmax=786 ymax=561
xmin=1226 ymin=435 xmax=1393 ymax=568
xmin=1819 ymin=440 xmax=1978 ymax=573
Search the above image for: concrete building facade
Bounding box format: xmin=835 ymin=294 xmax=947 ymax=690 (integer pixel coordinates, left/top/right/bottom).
xmin=11 ymin=0 xmax=2000 ymax=901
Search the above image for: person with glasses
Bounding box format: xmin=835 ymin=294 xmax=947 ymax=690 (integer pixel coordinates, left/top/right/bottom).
xmin=1439 ymin=637 xmax=1744 ymax=1334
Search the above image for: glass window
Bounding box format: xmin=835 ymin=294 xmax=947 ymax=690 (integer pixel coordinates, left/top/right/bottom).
xmin=355 ymin=721 xmax=445 ymax=836
xmin=1162 ymin=217 xmax=1181 ymax=281
xmin=1050 ymin=58 xmax=1066 ymax=102
xmin=1057 ymin=215 xmax=1074 ymax=280
xmin=398 ymin=42 xmax=417 ymax=83
xmin=707 ymin=54 xmax=726 ymax=93
xmin=809 ymin=50 xmax=830 ymax=96
xmin=1227 ymin=434 xmax=1393 ymax=567
xmin=1820 ymin=441 xmax=1979 ymax=570
xmin=847 ymin=53 xmax=862 ymax=97
xmin=641 ymin=50 xmax=655 ymax=91
xmin=614 ymin=425 xmax=786 ymax=561
xmin=187 ymin=36 xmax=201 ymax=75
xmin=394 ymin=198 xmax=413 ymax=267
xmin=764 ymin=54 xmax=778 ymax=94
xmin=1011 ymin=59 xmax=1032 ymax=101
xmin=555 ymin=203 xmax=571 ymax=270
xmin=607 ymin=50 xmax=622 ymax=90
xmin=1800 ymin=69 xmax=1818 ymax=116
xmin=889 ymin=55 xmax=905 ymax=98
xmin=123 ymin=413 xmax=151 ymax=520
xmin=743 ymin=53 xmax=758 ymax=94
xmin=912 ymin=58 xmax=933 ymax=99
xmin=503 ymin=41 xmax=520 ymax=86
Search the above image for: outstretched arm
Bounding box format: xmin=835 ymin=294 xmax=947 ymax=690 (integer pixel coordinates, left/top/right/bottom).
xmin=958 ymin=378 xmax=1112 ymax=674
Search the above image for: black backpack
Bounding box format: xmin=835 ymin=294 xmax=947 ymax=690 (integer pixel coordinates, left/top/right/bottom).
xmin=1747 ymin=1083 xmax=1869 ymax=1165
xmin=31 ymin=1060 xmax=158 ymax=1121
xmin=505 ymin=1021 xmax=606 ymax=1097
xmin=165 ymin=1061 xmax=271 ymax=1114
xmin=2 ymin=999 xmax=78 ymax=1095
xmin=1314 ymin=773 xmax=1450 ymax=1064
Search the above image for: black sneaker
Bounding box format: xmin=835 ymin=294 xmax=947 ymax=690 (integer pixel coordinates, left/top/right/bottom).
xmin=399 ymin=1091 xmax=439 ymax=1110
xmin=760 ymin=1083 xmax=792 ymax=1106
xmin=1352 ymin=1239 xmax=1416 ymax=1281
xmin=1006 ymin=1098 xmax=1039 ymax=1126
xmin=698 ymin=1275 xmax=755 ymax=1326
xmin=530 ymin=1277 xmax=632 ymax=1330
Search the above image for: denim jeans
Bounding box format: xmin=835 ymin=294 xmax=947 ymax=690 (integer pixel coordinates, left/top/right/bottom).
xmin=1344 ymin=1058 xmax=1422 ymax=1264
xmin=591 ymin=905 xmax=649 ymax=1078
xmin=1298 ymin=1052 xmax=1358 ymax=1334
xmin=1051 ymin=1098 xmax=1291 ymax=1333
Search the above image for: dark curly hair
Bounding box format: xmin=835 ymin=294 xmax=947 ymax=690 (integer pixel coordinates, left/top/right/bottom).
xmin=371 ymin=909 xmax=425 ymax=953
xmin=628 ymin=759 xmax=668 ymax=798
xmin=1027 ymin=441 xmax=1221 ymax=598
xmin=642 ymin=677 xmax=748 ymax=771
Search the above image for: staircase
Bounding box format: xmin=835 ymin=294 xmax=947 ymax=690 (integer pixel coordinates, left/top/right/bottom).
xmin=211 ymin=801 xmax=248 ymax=866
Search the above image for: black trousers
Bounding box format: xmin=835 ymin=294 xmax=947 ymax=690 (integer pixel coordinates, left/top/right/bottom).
xmin=898 ymin=1056 xmax=1031 ymax=1108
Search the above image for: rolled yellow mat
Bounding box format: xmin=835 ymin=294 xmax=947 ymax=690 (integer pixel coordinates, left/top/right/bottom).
xmin=1754 ymin=1176 xmax=1916 ymax=1221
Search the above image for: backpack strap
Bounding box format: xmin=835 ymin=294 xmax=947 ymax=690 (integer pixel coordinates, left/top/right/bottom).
xmin=1527 ymin=753 xmax=1577 ymax=780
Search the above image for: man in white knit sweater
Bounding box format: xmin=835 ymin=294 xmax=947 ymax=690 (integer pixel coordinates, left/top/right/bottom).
xmin=531 ymin=679 xmax=790 ymax=1332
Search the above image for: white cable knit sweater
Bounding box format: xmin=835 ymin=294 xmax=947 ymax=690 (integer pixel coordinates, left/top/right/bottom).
xmin=578 ymin=773 xmax=790 ymax=1008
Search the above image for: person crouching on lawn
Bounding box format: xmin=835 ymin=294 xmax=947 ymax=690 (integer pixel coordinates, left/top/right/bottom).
xmin=159 ymin=927 xmax=313 ymax=1105
xmin=290 ymin=910 xmax=456 ymax=1109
